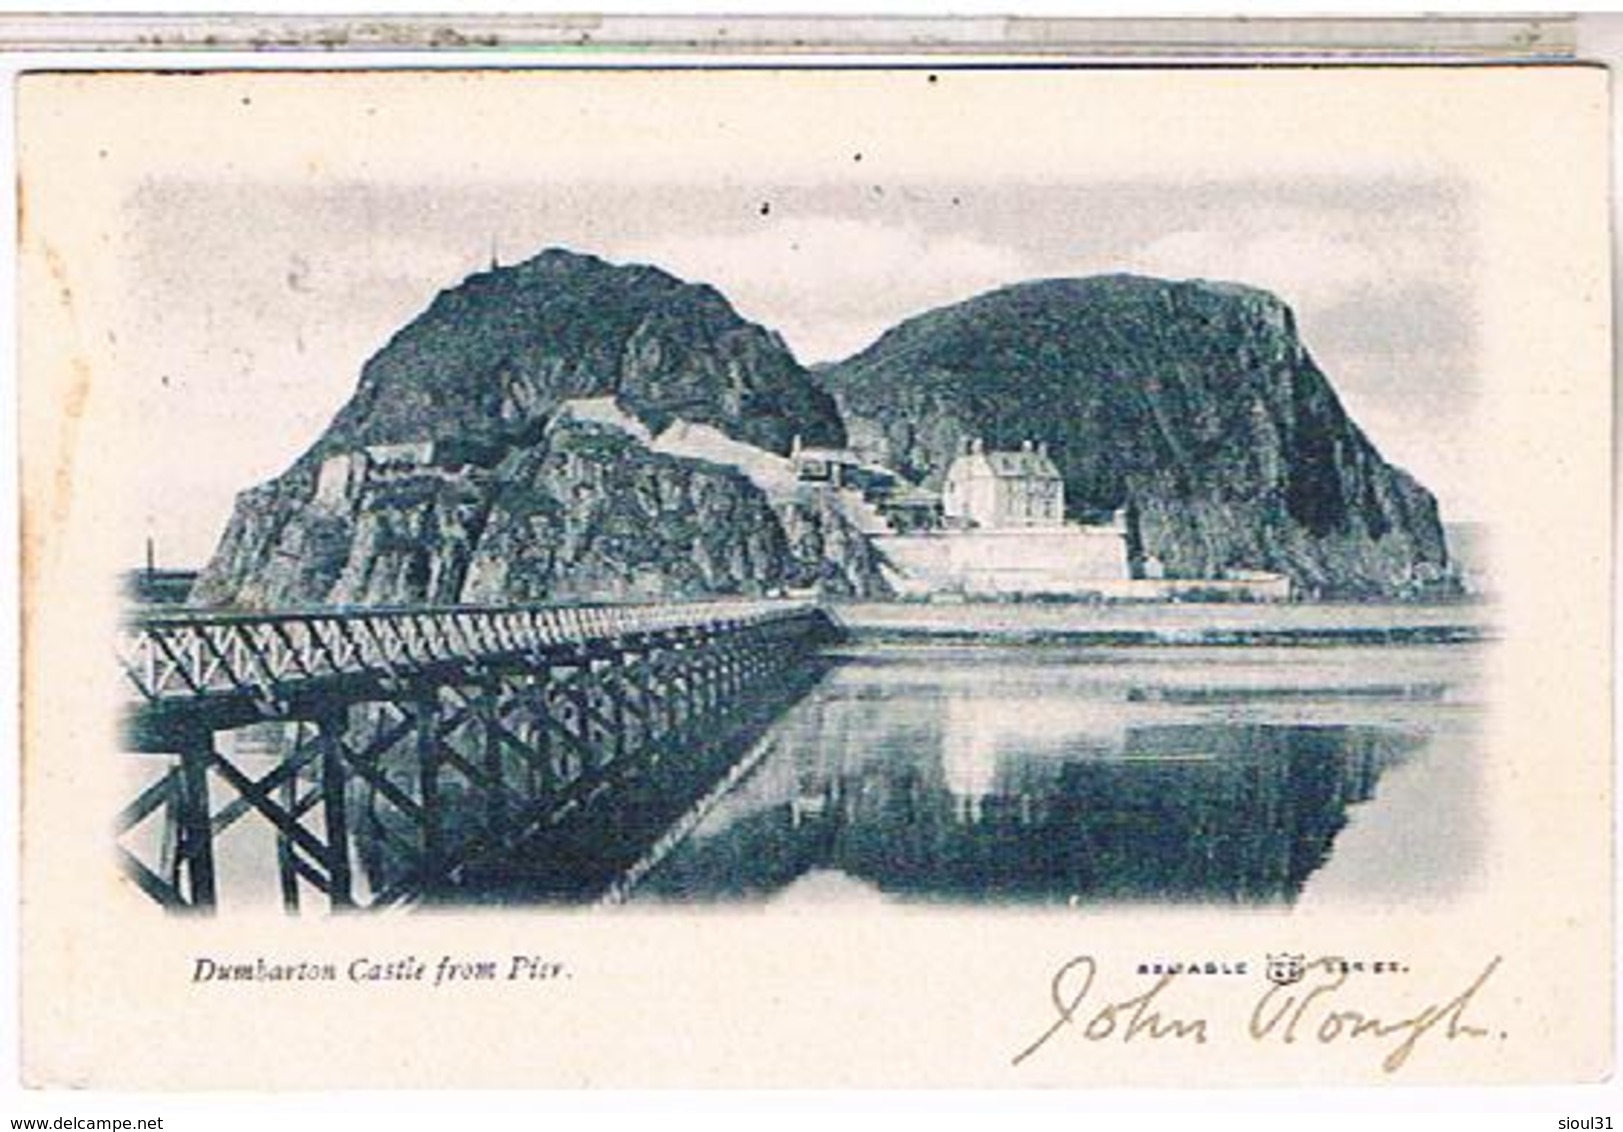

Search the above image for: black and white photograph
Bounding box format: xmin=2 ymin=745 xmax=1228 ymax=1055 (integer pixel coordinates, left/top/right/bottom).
xmin=116 ymin=173 xmax=1488 ymax=912
xmin=16 ymin=61 xmax=1612 ymax=1090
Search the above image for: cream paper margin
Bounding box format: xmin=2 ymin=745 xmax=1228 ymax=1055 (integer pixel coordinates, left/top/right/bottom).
xmin=15 ymin=66 xmax=1612 ymax=1088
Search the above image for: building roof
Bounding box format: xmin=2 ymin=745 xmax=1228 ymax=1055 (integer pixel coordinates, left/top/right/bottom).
xmin=793 ymin=446 xmax=860 ymax=464
xmin=884 ymin=484 xmax=944 ymax=508
xmin=949 ymin=448 xmax=1061 ymax=481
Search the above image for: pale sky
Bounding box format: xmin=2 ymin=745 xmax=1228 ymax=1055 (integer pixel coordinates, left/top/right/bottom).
xmin=126 ymin=176 xmax=1478 ymax=566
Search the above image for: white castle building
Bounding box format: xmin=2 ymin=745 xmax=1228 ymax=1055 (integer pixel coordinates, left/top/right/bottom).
xmin=874 ymin=438 xmax=1135 ymax=596
xmin=942 ymin=438 xmax=1064 ymax=529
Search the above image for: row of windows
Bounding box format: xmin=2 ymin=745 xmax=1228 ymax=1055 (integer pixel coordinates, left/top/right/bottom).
xmin=1006 ymin=498 xmax=1061 ymax=520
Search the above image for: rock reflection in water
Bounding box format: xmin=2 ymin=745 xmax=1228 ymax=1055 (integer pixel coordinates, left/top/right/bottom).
xmin=637 ymin=646 xmax=1469 ymax=906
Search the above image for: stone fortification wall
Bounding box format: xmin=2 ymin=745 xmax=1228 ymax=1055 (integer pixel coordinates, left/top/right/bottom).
xmin=873 ymin=527 xmax=1291 ymax=601
xmin=874 ymin=527 xmax=1131 ymax=596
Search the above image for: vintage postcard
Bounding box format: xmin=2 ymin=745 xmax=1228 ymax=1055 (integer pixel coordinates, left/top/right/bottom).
xmin=16 ymin=64 xmax=1613 ymax=1088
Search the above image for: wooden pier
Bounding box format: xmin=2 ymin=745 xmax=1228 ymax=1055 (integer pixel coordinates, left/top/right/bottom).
xmin=115 ymin=599 xmax=833 ymax=912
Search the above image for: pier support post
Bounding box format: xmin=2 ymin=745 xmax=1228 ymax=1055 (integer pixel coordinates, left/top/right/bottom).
xmin=316 ymin=711 xmax=354 ymax=910
xmin=415 ymin=691 xmax=445 ymax=901
xmin=528 ymin=669 xmax=554 ymax=799
xmin=571 ymin=657 xmax=596 ymax=771
xmin=157 ymin=768 xmax=181 ymax=887
xmin=275 ymin=748 xmax=301 ymax=914
xmin=609 ymin=653 xmax=629 ymax=766
xmin=479 ymin=678 xmax=509 ymax=845
xmin=176 ymin=733 xmax=217 ymax=912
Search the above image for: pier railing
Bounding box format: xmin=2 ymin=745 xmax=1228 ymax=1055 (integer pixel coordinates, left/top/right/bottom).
xmin=117 ymin=598 xmax=817 ymax=705
xmin=115 ymin=597 xmax=834 ymax=912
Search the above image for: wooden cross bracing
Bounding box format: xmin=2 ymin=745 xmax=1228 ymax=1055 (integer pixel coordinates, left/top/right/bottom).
xmin=115 ymin=603 xmax=827 ymax=912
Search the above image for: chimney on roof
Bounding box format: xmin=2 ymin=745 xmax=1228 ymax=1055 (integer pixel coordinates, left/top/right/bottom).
xmin=1038 ymin=441 xmax=1049 ymax=457
xmin=1021 ymin=439 xmax=1033 ymax=452
xmin=972 ymin=437 xmax=985 ymax=455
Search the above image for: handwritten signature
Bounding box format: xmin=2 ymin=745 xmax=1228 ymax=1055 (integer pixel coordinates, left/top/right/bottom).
xmin=1013 ymin=953 xmax=1502 ymax=1073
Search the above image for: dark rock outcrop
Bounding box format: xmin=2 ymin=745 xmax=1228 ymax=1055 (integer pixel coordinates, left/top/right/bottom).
xmin=307 ymin=247 xmax=843 ymax=462
xmin=193 ymin=417 xmax=888 ymax=608
xmin=193 ymin=255 xmax=1448 ymax=608
xmin=191 ymin=250 xmax=876 ymax=609
xmin=458 ymin=419 xmax=887 ymax=603
xmin=822 ymin=275 xmax=1448 ymax=596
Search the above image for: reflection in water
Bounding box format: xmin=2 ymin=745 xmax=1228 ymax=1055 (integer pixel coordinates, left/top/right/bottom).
xmin=637 ymin=644 xmax=1481 ymax=906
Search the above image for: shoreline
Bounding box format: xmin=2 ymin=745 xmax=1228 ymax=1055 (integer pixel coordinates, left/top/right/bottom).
xmin=824 ymin=600 xmax=1494 ymax=647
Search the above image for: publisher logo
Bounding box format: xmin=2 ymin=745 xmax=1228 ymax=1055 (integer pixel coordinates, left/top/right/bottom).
xmin=1265 ymin=953 xmax=1306 ymax=987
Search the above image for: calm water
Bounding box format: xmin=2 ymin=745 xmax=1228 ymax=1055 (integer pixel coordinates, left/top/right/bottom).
xmin=634 ymin=641 xmax=1484 ymax=907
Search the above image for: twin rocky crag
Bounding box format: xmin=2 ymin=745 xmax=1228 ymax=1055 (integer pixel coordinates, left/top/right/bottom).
xmin=191 ymin=247 xmax=1451 ymax=609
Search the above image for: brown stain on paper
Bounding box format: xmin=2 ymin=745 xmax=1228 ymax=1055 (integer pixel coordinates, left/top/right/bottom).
xmin=21 ymin=241 xmax=95 ymax=647
xmin=30 ymin=240 xmax=92 ymax=545
xmin=17 ymin=234 xmax=95 ymax=934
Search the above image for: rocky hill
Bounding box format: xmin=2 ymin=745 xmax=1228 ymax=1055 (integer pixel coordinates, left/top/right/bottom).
xmin=306 ymin=247 xmax=843 ymax=461
xmin=191 ymin=250 xmax=880 ymax=608
xmin=192 ymin=254 xmax=1449 ymax=607
xmin=822 ymin=275 xmax=1449 ymax=597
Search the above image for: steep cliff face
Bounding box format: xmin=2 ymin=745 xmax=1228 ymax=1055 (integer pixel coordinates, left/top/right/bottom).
xmin=193 ymin=256 xmax=1447 ymax=607
xmin=193 ymin=418 xmax=888 ymax=608
xmin=191 ymin=248 xmax=875 ymax=609
xmin=306 ymin=247 xmax=844 ymax=464
xmin=459 ymin=420 xmax=888 ymax=603
xmin=823 ymin=275 xmax=1448 ymax=596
